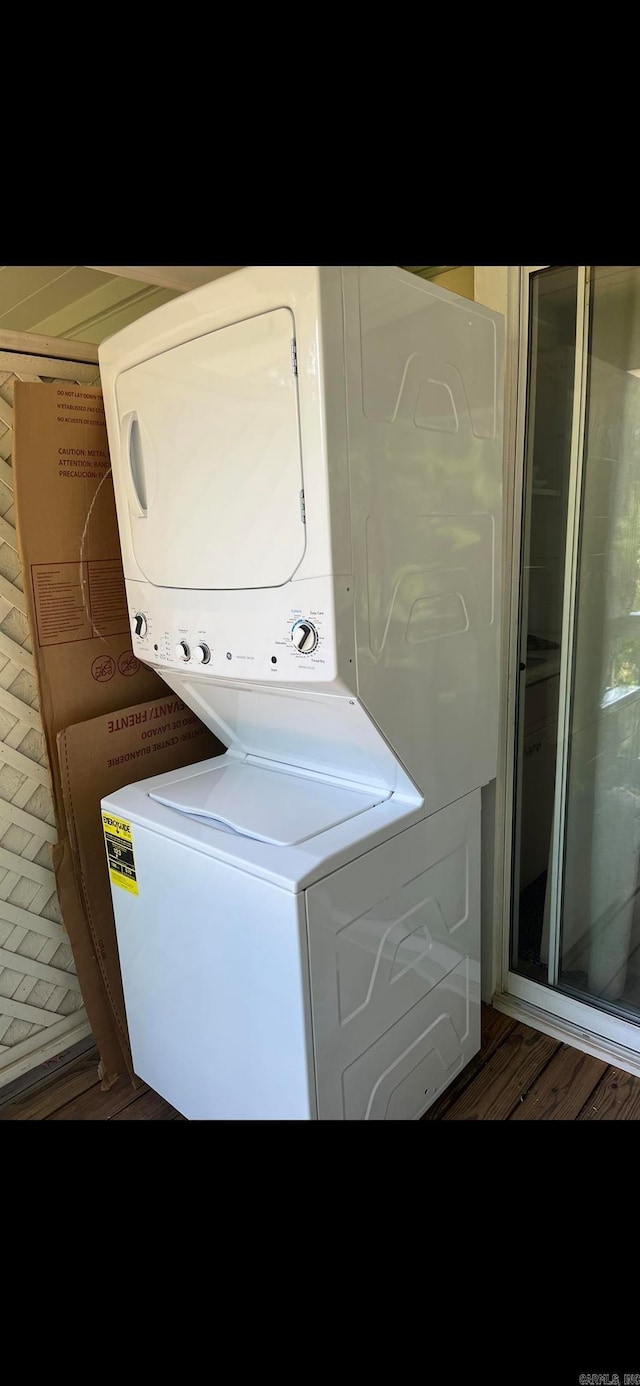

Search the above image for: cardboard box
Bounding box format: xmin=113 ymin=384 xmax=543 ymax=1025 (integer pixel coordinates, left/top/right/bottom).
xmin=12 ymin=381 xmax=222 ymax=1085
xmin=57 ymin=695 xmax=221 ymax=1081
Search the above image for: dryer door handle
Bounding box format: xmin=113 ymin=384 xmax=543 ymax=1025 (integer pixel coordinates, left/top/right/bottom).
xmin=121 ymin=410 xmax=148 ymax=518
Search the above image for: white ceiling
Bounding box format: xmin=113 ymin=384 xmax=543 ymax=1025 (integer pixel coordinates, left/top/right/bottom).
xmin=86 ymin=266 xmax=241 ymax=292
xmin=0 ymin=266 xmax=242 ymax=346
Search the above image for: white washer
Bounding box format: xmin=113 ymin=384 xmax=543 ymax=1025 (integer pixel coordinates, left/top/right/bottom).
xmin=99 ymin=266 xmax=503 ymax=1120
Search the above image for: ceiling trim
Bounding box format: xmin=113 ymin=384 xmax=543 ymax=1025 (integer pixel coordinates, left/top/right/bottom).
xmin=86 ymin=266 xmax=240 ymax=293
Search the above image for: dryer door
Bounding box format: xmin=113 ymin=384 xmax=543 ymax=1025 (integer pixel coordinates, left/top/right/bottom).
xmin=115 ymin=307 xmax=305 ymax=589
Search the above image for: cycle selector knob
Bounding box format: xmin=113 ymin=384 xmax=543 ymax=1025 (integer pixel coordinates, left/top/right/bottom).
xmin=132 ymin=613 xmax=147 ymax=639
xmin=292 ymin=620 xmax=318 ymax=654
xmin=193 ymin=643 xmax=211 ymax=665
xmin=174 ymin=641 xmax=190 ymax=662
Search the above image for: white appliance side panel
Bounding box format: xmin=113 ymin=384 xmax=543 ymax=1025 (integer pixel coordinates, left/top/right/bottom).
xmin=306 ymin=790 xmax=481 ymax=1119
xmin=115 ymin=308 xmax=305 ymax=591
xmin=342 ymin=958 xmax=479 ymax=1120
xmin=344 ymin=266 xmax=503 ymax=813
xmin=106 ymin=823 xmax=316 ymax=1120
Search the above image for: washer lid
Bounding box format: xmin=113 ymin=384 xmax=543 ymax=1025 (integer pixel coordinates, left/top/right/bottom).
xmin=148 ymin=759 xmax=389 ymax=847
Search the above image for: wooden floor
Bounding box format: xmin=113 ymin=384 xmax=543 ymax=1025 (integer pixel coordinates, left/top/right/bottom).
xmin=423 ymin=1004 xmax=640 ymax=1120
xmin=0 ymin=1037 xmax=183 ymax=1121
xmin=2 ymin=1005 xmax=640 ymax=1119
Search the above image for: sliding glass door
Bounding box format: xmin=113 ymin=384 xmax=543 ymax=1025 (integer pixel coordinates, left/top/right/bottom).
xmin=511 ymin=266 xmax=640 ymax=1037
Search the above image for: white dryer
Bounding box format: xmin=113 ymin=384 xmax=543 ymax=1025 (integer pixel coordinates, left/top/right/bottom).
xmin=98 ymin=266 xmax=503 ymax=1120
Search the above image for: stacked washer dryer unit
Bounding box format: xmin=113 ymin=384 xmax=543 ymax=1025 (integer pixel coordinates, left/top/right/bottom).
xmin=99 ymin=266 xmax=503 ymax=1121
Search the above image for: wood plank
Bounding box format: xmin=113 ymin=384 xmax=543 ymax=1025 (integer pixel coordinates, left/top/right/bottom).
xmin=0 ymin=741 xmax=51 ymax=788
xmin=0 ymin=653 xmax=31 ymax=696
xmin=0 ymin=547 xmax=22 ymax=597
xmin=0 ymin=921 xmax=15 ymax=950
xmin=437 ymin=1022 xmax=560 ymax=1121
xmin=4 ymin=921 xmax=47 ymax=956
xmin=27 ymin=882 xmax=57 ymax=916
xmin=509 ymin=1044 xmax=607 ymax=1121
xmin=0 ymin=946 xmax=80 ymax=993
xmin=0 ymin=898 xmax=65 ymax=942
xmin=0 ymin=1034 xmax=95 ymax=1107
xmin=0 ymin=867 xmax=21 ymax=900
xmin=0 ymin=796 xmax=56 ymax=843
xmin=0 ymin=629 xmax=34 ymax=672
xmin=0 ymin=1013 xmax=18 ymax=1042
xmin=1 ymin=1048 xmax=101 ymax=1120
xmin=423 ymin=1004 xmax=517 ymax=1120
xmin=0 ymin=572 xmax=25 ymax=615
xmin=481 ymin=1004 xmax=517 ymax=1048
xmin=48 ymin=1073 xmax=146 ymax=1121
xmin=0 ymin=843 xmax=54 ymax=886
xmin=13 ymin=830 xmax=46 ymax=866
xmin=2 ymin=714 xmax=39 ymax=758
xmin=10 ymin=777 xmax=49 ymax=817
xmin=110 ymin=1088 xmax=179 ymax=1121
xmin=2 ymin=1021 xmax=640 ymax=1121
xmin=0 ymin=1014 xmax=90 ymax=1082
xmin=0 ymin=683 xmax=41 ymax=729
xmin=0 ymin=329 xmax=98 ymax=364
xmin=5 ymin=373 xmax=41 ymax=387
xmin=0 ymin=994 xmax=65 ymax=1027
xmin=578 ymin=1067 xmax=640 ymax=1120
xmin=0 ymin=351 xmax=98 ymax=378
xmin=0 ymin=515 xmax=18 ymax=555
xmin=6 ymin=959 xmax=55 ymax=1011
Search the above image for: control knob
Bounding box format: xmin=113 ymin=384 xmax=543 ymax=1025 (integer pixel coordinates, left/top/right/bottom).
xmin=174 ymin=641 xmax=190 ymax=661
xmin=132 ymin=612 xmax=147 ymax=639
xmin=292 ymin=621 xmax=318 ymax=654
xmin=193 ymin=643 xmax=211 ymax=665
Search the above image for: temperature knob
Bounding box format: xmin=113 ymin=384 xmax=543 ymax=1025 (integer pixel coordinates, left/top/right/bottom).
xmin=174 ymin=641 xmax=190 ymax=661
xmin=292 ymin=621 xmax=318 ymax=654
xmin=193 ymin=643 xmax=211 ymax=665
xmin=132 ymin=612 xmax=147 ymax=639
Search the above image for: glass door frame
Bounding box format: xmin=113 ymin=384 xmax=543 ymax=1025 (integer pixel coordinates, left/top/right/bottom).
xmin=495 ymin=265 xmax=640 ymax=1069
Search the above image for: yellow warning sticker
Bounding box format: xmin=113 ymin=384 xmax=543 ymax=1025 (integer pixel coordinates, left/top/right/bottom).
xmin=102 ymin=811 xmax=139 ymax=896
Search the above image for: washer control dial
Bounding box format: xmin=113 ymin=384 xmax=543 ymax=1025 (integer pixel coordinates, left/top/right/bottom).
xmin=132 ymin=612 xmax=147 ymax=639
xmin=174 ymin=640 xmax=190 ymax=662
xmin=193 ymin=643 xmax=211 ymax=665
xmin=292 ymin=620 xmax=318 ymax=654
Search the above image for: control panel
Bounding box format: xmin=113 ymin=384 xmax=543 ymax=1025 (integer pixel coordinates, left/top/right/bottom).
xmin=126 ymin=584 xmax=341 ymax=684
